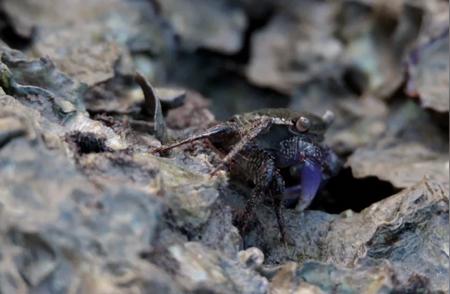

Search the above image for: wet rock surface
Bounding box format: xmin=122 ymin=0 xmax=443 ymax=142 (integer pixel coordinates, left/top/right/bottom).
xmin=0 ymin=0 xmax=449 ymax=293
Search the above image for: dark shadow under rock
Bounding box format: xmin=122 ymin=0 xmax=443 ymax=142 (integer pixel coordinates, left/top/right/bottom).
xmin=310 ymin=167 xmax=401 ymax=214
xmin=67 ymin=131 xmax=110 ymax=154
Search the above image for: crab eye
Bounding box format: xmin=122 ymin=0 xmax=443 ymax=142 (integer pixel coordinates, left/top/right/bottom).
xmin=296 ymin=116 xmax=311 ymax=132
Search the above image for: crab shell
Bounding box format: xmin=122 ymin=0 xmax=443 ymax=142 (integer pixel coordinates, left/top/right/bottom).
xmin=239 ymin=108 xmax=332 ymax=138
xmin=238 ymin=109 xmax=336 ymax=211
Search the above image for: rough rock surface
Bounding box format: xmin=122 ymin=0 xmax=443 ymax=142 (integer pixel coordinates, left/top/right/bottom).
xmin=407 ymin=30 xmax=449 ymax=113
xmin=159 ymin=0 xmax=247 ymax=54
xmin=347 ymin=101 xmax=449 ymax=189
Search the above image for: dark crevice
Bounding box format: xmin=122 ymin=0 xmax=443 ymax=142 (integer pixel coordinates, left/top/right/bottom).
xmin=310 ymin=168 xmax=401 ymax=214
xmin=231 ymin=4 xmax=276 ymax=64
xmin=429 ymin=110 xmax=449 ymax=130
xmin=168 ymin=50 xmax=289 ymax=119
xmin=342 ymin=66 xmax=368 ymax=97
xmin=0 ymin=129 xmax=26 ymax=149
xmin=0 ymin=10 xmax=33 ymax=50
xmin=66 ymin=131 xmax=110 ymax=154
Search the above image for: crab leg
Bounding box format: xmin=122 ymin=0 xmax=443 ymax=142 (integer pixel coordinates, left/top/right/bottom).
xmin=210 ymin=118 xmax=272 ymax=176
xmin=152 ymin=124 xmax=234 ymax=153
xmin=236 ymin=146 xmax=289 ymax=243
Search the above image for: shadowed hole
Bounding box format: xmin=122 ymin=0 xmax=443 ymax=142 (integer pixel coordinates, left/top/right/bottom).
xmin=67 ymin=131 xmax=110 ymax=154
xmin=0 ymin=10 xmax=32 ymax=50
xmin=310 ymin=168 xmax=401 ymax=214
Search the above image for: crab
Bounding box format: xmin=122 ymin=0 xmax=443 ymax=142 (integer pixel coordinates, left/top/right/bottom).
xmin=154 ymin=108 xmax=341 ymax=242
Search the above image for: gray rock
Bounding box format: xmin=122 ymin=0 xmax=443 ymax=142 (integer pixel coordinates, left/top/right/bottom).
xmin=199 ymin=204 xmax=242 ymax=258
xmin=0 ymin=136 xmax=181 ymax=293
xmin=239 ymin=247 xmax=265 ymax=270
xmin=271 ymin=261 xmax=438 ymax=294
xmin=407 ymin=30 xmax=449 ymax=113
xmin=347 ymin=101 xmax=449 ymax=189
xmin=167 ymin=242 xmax=269 ymax=294
xmin=246 ymin=1 xmax=342 ymax=93
xmin=160 ymin=0 xmax=247 ymax=53
xmin=251 ymin=179 xmax=448 ymax=292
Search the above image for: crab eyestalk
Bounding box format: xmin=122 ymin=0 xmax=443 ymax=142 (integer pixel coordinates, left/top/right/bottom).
xmin=322 ymin=110 xmax=335 ymax=127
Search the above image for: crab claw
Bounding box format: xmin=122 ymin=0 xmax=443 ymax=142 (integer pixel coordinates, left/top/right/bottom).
xmin=283 ymin=160 xmax=322 ymax=211
xmin=296 ymin=160 xmax=322 ymax=211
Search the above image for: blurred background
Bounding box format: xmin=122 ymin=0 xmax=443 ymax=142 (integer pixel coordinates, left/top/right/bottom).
xmin=0 ymin=0 xmax=448 ymax=118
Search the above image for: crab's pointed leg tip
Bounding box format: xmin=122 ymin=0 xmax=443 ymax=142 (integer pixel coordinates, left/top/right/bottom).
xmin=209 ymin=167 xmax=220 ymax=178
xmin=151 ymin=147 xmax=164 ymax=154
xmin=209 ymin=163 xmax=229 ymax=178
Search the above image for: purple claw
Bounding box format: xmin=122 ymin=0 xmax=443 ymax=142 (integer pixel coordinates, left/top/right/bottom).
xmin=283 ymin=184 xmax=302 ymax=207
xmin=297 ymin=160 xmax=322 ymax=211
xmin=283 ymin=160 xmax=322 ymax=211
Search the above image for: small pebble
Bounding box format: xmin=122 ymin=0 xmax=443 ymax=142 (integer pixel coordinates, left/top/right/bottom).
xmin=239 ymin=247 xmax=264 ymax=270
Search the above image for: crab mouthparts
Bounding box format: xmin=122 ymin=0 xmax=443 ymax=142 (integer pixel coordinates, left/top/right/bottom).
xmin=283 ymin=160 xmax=322 ymax=211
